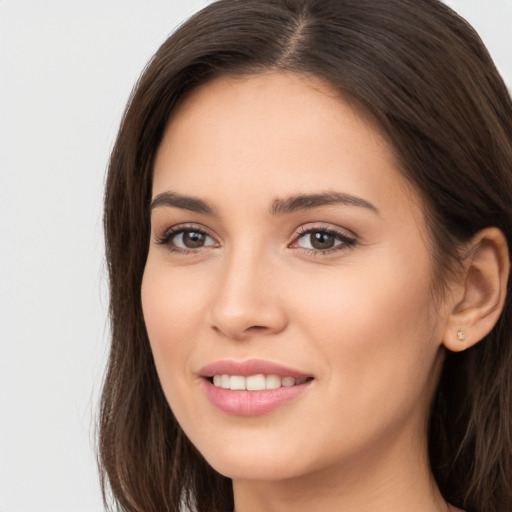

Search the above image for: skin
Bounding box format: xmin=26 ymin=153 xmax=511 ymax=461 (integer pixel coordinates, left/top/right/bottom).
xmin=141 ymin=72 xmax=468 ymax=512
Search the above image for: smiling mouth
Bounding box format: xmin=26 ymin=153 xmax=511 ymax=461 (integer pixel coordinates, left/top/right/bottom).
xmin=201 ymin=362 xmax=314 ymax=415
xmin=208 ymin=374 xmax=313 ymax=391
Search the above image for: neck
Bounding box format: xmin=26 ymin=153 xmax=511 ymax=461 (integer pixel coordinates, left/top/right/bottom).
xmin=232 ymin=426 xmax=458 ymax=512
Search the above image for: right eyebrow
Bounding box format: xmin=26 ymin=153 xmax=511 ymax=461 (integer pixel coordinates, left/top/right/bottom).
xmin=150 ymin=191 xmax=216 ymax=215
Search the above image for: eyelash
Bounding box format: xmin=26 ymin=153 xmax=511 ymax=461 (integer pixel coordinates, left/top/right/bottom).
xmin=156 ymin=224 xmax=217 ymax=254
xmin=292 ymin=225 xmax=357 ymax=256
xmin=155 ymin=224 xmax=357 ymax=256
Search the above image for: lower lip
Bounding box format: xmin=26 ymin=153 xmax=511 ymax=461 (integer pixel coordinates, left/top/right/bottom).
xmin=202 ymin=379 xmax=312 ymax=416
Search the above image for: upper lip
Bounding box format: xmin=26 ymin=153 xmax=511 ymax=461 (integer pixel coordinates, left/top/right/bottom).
xmin=199 ymin=359 xmax=312 ymax=379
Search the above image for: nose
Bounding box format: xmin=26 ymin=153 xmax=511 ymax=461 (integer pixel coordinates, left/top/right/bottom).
xmin=208 ymin=247 xmax=288 ymax=340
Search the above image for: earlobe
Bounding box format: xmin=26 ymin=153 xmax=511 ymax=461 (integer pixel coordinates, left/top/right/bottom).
xmin=442 ymin=227 xmax=510 ymax=353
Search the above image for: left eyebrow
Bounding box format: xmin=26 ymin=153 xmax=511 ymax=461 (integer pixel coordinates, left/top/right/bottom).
xmin=270 ymin=191 xmax=379 ymax=216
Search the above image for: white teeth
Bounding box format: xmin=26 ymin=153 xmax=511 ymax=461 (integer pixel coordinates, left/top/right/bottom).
xmin=212 ymin=374 xmax=305 ymax=390
xmin=266 ymin=374 xmax=282 ymax=389
xmin=281 ymin=377 xmax=296 ymax=387
xmin=229 ymin=375 xmax=246 ymax=390
xmin=221 ymin=374 xmax=230 ymax=389
xmin=246 ymin=374 xmax=266 ymax=391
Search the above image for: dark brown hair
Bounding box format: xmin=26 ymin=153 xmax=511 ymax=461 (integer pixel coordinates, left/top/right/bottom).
xmin=99 ymin=1 xmax=512 ymax=511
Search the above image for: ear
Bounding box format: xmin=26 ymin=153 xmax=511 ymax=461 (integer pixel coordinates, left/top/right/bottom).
xmin=442 ymin=227 xmax=510 ymax=352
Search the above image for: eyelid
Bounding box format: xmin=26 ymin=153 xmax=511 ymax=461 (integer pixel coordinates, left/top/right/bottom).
xmin=155 ymin=223 xmax=220 ymax=252
xmin=153 ymin=222 xmax=356 ymax=256
xmin=289 ymin=224 xmax=357 ymax=255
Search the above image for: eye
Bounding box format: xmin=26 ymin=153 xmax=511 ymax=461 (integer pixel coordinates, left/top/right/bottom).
xmin=291 ymin=226 xmax=356 ymax=254
xmin=173 ymin=230 xmax=214 ymax=249
xmin=157 ymin=226 xmax=218 ymax=252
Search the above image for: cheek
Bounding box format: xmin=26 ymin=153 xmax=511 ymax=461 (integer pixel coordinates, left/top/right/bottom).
xmin=141 ymin=257 xmax=210 ymax=339
xmin=140 ymin=262 xmax=207 ymax=398
xmin=293 ymin=247 xmax=439 ymax=413
xmin=297 ymin=251 xmax=433 ymax=342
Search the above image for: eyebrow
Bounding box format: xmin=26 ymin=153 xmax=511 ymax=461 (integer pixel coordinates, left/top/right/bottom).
xmin=150 ymin=191 xmax=216 ymax=215
xmin=270 ymin=191 xmax=378 ymax=216
xmin=150 ymin=190 xmax=378 ymax=216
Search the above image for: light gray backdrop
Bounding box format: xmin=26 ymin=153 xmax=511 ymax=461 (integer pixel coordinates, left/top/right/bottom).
xmin=0 ymin=1 xmax=511 ymax=511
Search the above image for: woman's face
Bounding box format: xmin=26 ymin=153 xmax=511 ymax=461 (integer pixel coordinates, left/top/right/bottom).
xmin=142 ymin=72 xmax=448 ymax=482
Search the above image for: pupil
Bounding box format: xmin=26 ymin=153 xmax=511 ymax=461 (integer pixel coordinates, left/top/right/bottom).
xmin=311 ymin=232 xmax=334 ymax=249
xmin=184 ymin=231 xmax=205 ymax=248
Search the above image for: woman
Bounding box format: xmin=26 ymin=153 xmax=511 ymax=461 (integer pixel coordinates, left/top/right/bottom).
xmin=98 ymin=1 xmax=512 ymax=511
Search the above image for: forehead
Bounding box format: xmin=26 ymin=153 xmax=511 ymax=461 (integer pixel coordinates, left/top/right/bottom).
xmin=153 ymin=72 xmax=419 ymax=221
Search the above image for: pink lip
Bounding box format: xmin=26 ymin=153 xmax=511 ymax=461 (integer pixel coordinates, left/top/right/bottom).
xmin=199 ymin=359 xmax=314 ymax=416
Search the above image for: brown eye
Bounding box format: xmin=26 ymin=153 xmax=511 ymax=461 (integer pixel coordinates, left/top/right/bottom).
xmin=181 ymin=231 xmax=206 ymax=248
xmin=309 ymin=231 xmax=335 ymax=250
xmin=293 ymin=228 xmax=356 ymax=253
xmin=165 ymin=229 xmax=217 ymax=250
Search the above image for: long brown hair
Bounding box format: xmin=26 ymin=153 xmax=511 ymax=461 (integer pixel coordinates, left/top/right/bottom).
xmin=99 ymin=1 xmax=512 ymax=511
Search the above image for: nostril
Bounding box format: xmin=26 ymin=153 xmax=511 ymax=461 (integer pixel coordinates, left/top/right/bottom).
xmin=209 ymin=300 xmax=288 ymax=339
xmin=243 ymin=325 xmax=272 ymax=336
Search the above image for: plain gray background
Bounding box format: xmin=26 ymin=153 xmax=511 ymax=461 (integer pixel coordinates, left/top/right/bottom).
xmin=0 ymin=1 xmax=511 ymax=511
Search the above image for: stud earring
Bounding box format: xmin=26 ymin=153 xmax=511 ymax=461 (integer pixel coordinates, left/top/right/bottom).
xmin=457 ymin=329 xmax=466 ymax=342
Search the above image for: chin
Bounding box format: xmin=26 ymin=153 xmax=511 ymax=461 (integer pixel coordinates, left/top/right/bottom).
xmin=209 ymin=457 xmax=303 ymax=482
xmin=195 ymin=439 xmax=309 ymax=482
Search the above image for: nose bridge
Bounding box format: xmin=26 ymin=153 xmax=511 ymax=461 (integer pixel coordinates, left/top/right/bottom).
xmin=209 ymin=239 xmax=286 ymax=339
